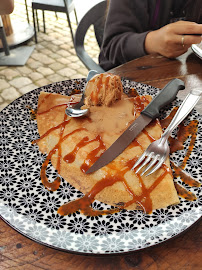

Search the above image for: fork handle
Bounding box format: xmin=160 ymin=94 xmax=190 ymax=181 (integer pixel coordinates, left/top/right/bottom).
xmin=162 ymin=89 xmax=202 ymax=140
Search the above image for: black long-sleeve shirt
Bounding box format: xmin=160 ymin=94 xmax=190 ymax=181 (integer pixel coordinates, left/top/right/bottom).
xmin=99 ymin=0 xmax=186 ymax=71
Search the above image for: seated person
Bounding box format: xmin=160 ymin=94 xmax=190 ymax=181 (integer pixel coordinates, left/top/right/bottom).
xmin=99 ymin=0 xmax=202 ymax=71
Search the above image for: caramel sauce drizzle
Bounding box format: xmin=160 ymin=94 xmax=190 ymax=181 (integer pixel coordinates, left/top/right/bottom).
xmin=38 ymin=127 xmax=86 ymax=191
xmin=129 ymin=88 xmax=139 ymax=97
xmin=37 ymin=92 xmax=80 ymax=115
xmin=56 ymin=113 xmax=68 ymax=173
xmin=58 ymin=176 xmax=122 ymax=216
xmin=32 ymin=119 xmax=71 ymax=145
xmin=35 ymin=98 xmax=87 ymax=191
xmin=38 ymin=93 xmax=51 ymax=110
xmin=59 ymin=153 xmax=172 ymax=216
xmin=171 ymin=161 xmax=200 ymax=188
xmin=39 ymin=112 xmax=68 ymax=191
xmin=160 ymin=109 xmax=200 ymax=199
xmin=90 ymin=73 xmax=104 ymax=103
xmin=124 ymin=159 xmax=172 ymax=213
xmin=142 ymin=129 xmax=156 ymax=143
xmin=133 ymin=96 xmax=150 ymax=115
xmin=26 ymin=106 xmax=37 ymax=120
xmin=80 ymin=135 xmax=106 ymax=173
xmin=174 ymin=182 xmax=197 ymax=201
xmin=40 ymin=147 xmax=61 ymax=191
xmin=89 ymin=73 xmax=112 ymax=104
xmin=34 ymin=91 xmax=200 ymax=216
xmin=63 ymin=135 xmax=106 ymax=169
xmin=37 ymin=103 xmax=68 ymax=115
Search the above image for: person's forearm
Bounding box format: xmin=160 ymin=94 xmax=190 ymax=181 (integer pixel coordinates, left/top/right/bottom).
xmin=100 ymin=0 xmax=151 ymax=68
xmin=102 ymin=31 xmax=149 ymax=66
xmin=0 ymin=0 xmax=14 ymax=15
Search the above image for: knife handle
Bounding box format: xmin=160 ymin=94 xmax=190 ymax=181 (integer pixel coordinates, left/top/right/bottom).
xmin=141 ymin=78 xmax=185 ymax=119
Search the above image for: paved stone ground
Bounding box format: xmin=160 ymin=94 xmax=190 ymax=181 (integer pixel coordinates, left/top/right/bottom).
xmin=0 ymin=0 xmax=100 ymax=111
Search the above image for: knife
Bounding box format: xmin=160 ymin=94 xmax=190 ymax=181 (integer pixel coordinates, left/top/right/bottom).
xmin=86 ymin=78 xmax=185 ymax=174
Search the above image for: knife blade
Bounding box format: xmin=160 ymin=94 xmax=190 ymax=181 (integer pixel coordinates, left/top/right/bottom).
xmin=86 ymin=78 xmax=185 ymax=174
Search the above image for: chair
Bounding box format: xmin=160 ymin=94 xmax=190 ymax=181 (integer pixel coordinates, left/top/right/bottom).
xmin=32 ymin=0 xmax=78 ymax=43
xmin=74 ymin=0 xmax=107 ymax=73
xmin=0 ymin=17 xmax=10 ymax=56
xmin=25 ymin=0 xmax=30 ymax=24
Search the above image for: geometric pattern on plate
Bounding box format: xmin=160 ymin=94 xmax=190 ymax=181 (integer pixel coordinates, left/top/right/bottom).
xmin=0 ymin=78 xmax=201 ymax=254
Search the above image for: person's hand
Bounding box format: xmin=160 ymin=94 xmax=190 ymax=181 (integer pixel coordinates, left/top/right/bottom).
xmin=145 ymin=21 xmax=202 ymax=58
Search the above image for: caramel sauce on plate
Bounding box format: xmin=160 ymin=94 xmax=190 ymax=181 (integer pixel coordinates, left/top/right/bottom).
xmin=160 ymin=108 xmax=200 ymax=198
xmin=34 ymin=90 xmax=200 ymax=216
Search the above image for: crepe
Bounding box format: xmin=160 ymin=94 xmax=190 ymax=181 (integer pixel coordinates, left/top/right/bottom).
xmin=35 ymin=76 xmax=179 ymax=216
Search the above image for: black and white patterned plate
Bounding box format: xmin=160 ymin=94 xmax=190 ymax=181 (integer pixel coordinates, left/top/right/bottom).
xmin=0 ymin=78 xmax=201 ymax=255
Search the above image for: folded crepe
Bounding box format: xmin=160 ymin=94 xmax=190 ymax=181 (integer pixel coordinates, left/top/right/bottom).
xmin=36 ymin=73 xmax=179 ymax=216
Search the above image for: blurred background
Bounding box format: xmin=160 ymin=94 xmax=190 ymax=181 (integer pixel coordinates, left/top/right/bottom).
xmin=0 ymin=0 xmax=102 ymax=111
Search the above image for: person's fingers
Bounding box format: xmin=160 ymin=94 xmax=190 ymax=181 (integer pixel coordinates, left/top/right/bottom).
xmin=145 ymin=22 xmax=198 ymax=58
xmin=164 ymin=33 xmax=201 ymax=48
xmin=171 ymin=21 xmax=202 ymax=35
xmin=182 ymin=34 xmax=202 ymax=46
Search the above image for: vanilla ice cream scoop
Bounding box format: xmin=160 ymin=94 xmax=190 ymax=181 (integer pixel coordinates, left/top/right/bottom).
xmin=83 ymin=73 xmax=123 ymax=107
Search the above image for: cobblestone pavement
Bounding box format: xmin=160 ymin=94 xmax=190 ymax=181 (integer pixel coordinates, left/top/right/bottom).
xmin=0 ymin=0 xmax=100 ymax=111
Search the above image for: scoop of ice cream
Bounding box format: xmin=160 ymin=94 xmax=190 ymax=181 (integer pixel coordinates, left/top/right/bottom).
xmin=83 ymin=73 xmax=123 ymax=107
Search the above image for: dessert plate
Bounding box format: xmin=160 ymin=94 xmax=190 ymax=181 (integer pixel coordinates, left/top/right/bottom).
xmin=0 ymin=78 xmax=201 ymax=255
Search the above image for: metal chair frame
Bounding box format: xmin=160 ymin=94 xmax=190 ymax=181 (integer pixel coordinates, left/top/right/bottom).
xmin=32 ymin=0 xmax=78 ymax=43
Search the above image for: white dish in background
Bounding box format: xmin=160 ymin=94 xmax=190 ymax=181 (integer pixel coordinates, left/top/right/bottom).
xmin=192 ymin=43 xmax=202 ymax=59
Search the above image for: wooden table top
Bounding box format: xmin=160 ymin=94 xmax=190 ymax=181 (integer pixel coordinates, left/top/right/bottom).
xmin=1 ymin=50 xmax=201 ymax=270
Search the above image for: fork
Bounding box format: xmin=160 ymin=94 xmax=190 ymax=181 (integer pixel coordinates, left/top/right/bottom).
xmin=132 ymin=88 xmax=202 ymax=176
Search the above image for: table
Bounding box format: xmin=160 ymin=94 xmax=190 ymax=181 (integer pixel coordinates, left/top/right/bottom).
xmin=0 ymin=11 xmax=34 ymax=66
xmin=0 ymin=50 xmax=201 ymax=269
xmin=0 ymin=14 xmax=34 ymax=51
xmin=109 ymin=50 xmax=202 ymax=114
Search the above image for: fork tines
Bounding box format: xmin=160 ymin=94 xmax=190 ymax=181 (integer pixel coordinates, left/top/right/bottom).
xmin=132 ymin=152 xmax=162 ymax=176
